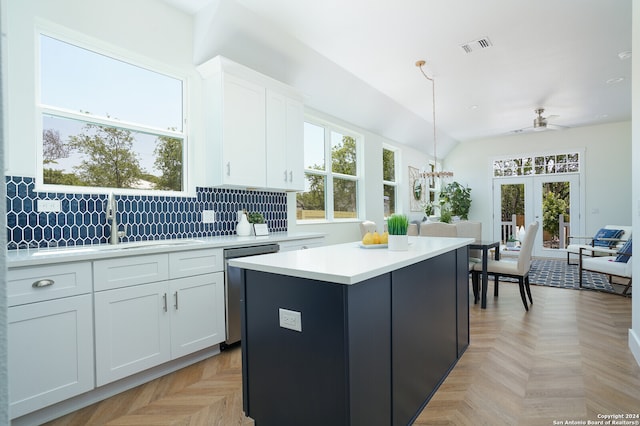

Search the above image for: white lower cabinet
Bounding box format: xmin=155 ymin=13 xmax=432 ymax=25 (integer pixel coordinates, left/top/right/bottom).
xmin=9 ymin=295 xmax=94 ymax=418
xmin=94 ymin=249 xmax=225 ymax=386
xmin=170 ymin=272 xmax=225 ymax=358
xmin=94 ymin=281 xmax=171 ymax=386
xmin=8 ymin=263 xmax=94 ymax=419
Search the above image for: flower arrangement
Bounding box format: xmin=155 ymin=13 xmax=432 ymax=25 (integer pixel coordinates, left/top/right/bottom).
xmin=387 ymin=214 xmax=409 ymax=236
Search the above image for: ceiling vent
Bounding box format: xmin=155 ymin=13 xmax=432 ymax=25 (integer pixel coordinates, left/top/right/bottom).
xmin=460 ymin=37 xmax=493 ymax=54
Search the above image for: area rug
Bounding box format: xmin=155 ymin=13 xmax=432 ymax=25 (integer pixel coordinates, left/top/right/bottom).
xmin=527 ymin=258 xmax=628 ymax=295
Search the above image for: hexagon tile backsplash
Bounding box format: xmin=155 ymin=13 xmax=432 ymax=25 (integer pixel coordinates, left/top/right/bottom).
xmin=5 ymin=176 xmax=288 ymax=250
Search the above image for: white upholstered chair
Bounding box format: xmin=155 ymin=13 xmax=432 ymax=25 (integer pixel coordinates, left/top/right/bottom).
xmin=566 ymin=225 xmax=631 ymax=264
xmin=455 ymin=221 xmax=482 ymax=261
xmin=359 ymin=220 xmax=377 ymax=237
xmin=579 ymin=240 xmax=632 ymax=296
xmin=472 ymin=221 xmax=539 ymax=311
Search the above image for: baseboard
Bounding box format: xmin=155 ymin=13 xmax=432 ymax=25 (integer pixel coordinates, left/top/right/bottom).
xmin=629 ymin=328 xmax=640 ymax=368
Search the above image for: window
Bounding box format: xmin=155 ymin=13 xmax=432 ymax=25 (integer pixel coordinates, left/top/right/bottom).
xmin=493 ymin=152 xmax=580 ymax=177
xmin=38 ymin=33 xmax=186 ymax=193
xmin=297 ymin=119 xmax=361 ymax=221
xmin=383 ymin=146 xmax=397 ymax=217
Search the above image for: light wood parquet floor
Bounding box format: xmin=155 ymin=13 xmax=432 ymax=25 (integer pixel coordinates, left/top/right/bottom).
xmin=46 ymin=281 xmax=640 ymax=426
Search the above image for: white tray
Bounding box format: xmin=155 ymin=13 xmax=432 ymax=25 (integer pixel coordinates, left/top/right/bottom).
xmin=358 ymin=243 xmax=388 ymax=249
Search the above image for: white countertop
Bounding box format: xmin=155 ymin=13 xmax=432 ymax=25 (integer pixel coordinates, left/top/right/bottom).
xmin=228 ymin=236 xmax=474 ymax=285
xmin=6 ymin=232 xmax=325 ymax=268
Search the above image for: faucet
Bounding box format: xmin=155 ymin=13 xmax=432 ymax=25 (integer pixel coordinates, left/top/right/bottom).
xmin=106 ymin=192 xmax=127 ymax=244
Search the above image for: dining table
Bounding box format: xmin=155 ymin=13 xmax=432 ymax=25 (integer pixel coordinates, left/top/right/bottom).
xmin=469 ymin=240 xmax=501 ymax=309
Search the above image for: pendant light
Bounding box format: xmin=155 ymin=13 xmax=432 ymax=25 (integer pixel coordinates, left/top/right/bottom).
xmin=416 ymin=60 xmax=453 ymax=180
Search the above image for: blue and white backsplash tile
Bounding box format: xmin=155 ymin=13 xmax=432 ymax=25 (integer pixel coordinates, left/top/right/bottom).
xmin=5 ymin=176 xmax=288 ymax=250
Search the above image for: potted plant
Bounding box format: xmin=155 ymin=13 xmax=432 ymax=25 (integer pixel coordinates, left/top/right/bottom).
xmin=506 ymin=235 xmax=518 ymax=248
xmin=439 ymin=206 xmax=452 ymax=224
xmin=439 ymin=181 xmax=472 ymax=220
xmin=247 ymin=212 xmax=265 ymax=224
xmin=387 ymin=214 xmax=409 ymax=251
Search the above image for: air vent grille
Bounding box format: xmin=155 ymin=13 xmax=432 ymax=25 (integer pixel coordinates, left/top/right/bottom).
xmin=460 ymin=36 xmax=493 ymax=54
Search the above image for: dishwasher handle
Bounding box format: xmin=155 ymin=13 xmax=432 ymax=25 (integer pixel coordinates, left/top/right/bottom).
xmin=224 ymin=244 xmax=279 ymax=259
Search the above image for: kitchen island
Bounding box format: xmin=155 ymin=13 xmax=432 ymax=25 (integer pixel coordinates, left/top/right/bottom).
xmin=229 ymin=236 xmax=473 ymax=426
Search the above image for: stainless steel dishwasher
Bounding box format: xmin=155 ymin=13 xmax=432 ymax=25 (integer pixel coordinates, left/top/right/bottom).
xmin=222 ymin=244 xmax=279 ymax=349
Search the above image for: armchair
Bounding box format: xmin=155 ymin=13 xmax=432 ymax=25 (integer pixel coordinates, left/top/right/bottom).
xmin=578 ymin=239 xmax=632 ymax=296
xmin=566 ymin=225 xmax=631 ymax=264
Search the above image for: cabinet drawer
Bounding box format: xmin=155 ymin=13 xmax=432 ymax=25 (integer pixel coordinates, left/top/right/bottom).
xmin=94 ymin=254 xmax=169 ymax=291
xmin=169 ymin=248 xmax=224 ymax=278
xmin=7 ymin=262 xmax=92 ymax=307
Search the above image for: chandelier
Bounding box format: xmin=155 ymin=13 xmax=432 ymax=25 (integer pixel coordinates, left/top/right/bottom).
xmin=416 ymin=60 xmax=453 ymax=180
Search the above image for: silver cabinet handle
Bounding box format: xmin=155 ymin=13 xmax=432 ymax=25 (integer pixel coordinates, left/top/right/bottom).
xmin=174 ymin=291 xmax=179 ymax=310
xmin=289 ymin=171 xmax=293 ymax=182
xmin=163 ymin=293 xmax=168 ymax=312
xmin=32 ymin=279 xmax=54 ymax=288
xmin=226 ymin=162 xmax=231 ymax=176
xmin=284 ymin=170 xmax=288 ymax=182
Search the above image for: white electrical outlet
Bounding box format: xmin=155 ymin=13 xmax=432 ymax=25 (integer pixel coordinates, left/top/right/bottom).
xmin=37 ymin=199 xmax=61 ymax=212
xmin=202 ymin=210 xmax=216 ymax=223
xmin=279 ymin=308 xmax=302 ymax=332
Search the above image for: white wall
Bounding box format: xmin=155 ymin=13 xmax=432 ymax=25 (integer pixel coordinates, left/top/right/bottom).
xmin=0 ymin=0 xmax=8 ymax=420
xmin=445 ymin=121 xmax=632 ymax=240
xmin=629 ymin=0 xmax=639 ymax=367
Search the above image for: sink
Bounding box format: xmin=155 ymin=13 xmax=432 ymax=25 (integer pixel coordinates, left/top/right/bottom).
xmin=107 ymin=239 xmax=204 ymax=250
xmin=31 ymin=239 xmax=205 ymax=256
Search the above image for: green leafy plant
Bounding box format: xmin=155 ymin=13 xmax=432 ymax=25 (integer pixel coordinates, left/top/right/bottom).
xmin=507 ymin=235 xmax=517 ymax=242
xmin=387 ymin=214 xmax=409 ymax=235
xmin=439 ymin=207 xmax=452 ymax=224
xmin=423 ymin=201 xmax=435 ymax=216
xmin=246 ymin=212 xmax=265 ymax=224
xmin=439 ymin=181 xmax=472 ymax=220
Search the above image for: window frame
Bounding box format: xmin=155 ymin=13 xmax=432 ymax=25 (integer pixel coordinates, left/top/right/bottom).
xmin=382 ymin=144 xmax=399 ymax=218
xmin=298 ymin=116 xmax=363 ymax=223
xmin=34 ymin=27 xmax=190 ymax=196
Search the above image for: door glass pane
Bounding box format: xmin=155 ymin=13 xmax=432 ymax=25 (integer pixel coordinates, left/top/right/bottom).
xmin=541 ymin=181 xmax=570 ymax=249
xmin=500 ymin=183 xmax=525 ymax=243
xmin=296 ymin=174 xmax=326 ymax=220
xmin=334 ymin=178 xmax=357 ymax=218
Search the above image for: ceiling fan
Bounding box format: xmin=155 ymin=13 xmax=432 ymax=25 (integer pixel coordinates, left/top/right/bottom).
xmin=514 ymin=108 xmax=567 ymax=133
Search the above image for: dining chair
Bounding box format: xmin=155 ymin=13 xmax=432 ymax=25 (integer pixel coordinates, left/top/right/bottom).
xmin=455 ymin=221 xmax=482 ymax=261
xmin=472 ymin=221 xmax=539 ymax=311
xmin=359 ymin=220 xmax=377 ymax=237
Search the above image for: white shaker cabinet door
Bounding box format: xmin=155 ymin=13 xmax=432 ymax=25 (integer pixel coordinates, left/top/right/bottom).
xmin=266 ymin=90 xmax=304 ymax=191
xmin=94 ymin=281 xmax=171 ymax=386
xmin=8 ymin=294 xmax=94 ymax=418
xmin=169 ymin=272 xmax=226 ymax=358
xmin=221 ymin=74 xmax=266 ymax=188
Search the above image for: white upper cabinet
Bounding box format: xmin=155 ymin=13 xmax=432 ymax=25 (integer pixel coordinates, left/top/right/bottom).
xmin=266 ymin=90 xmax=304 ymax=191
xmin=198 ymin=56 xmax=304 ymax=191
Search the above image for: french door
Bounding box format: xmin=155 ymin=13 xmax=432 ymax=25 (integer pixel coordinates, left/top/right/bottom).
xmin=493 ymin=174 xmax=581 ymax=258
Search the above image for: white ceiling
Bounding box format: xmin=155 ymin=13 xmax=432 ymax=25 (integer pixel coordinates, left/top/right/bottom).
xmin=165 ymin=0 xmax=631 ymax=150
